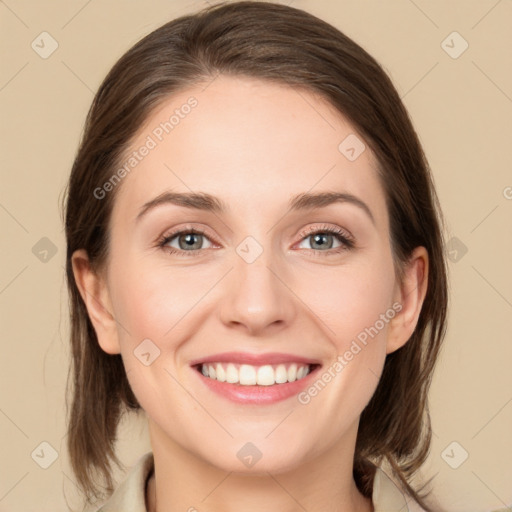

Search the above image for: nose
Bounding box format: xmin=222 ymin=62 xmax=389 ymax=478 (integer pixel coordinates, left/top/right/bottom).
xmin=219 ymin=247 xmax=297 ymax=336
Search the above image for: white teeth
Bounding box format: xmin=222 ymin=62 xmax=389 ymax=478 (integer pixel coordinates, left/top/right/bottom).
xmin=215 ymin=363 xmax=226 ymax=382
xmin=256 ymin=365 xmax=275 ymax=386
xmin=287 ymin=363 xmax=297 ymax=382
xmin=199 ymin=362 xmax=312 ymax=385
xmin=275 ymin=364 xmax=288 ymax=383
xmin=226 ymin=363 xmax=239 ymax=384
xmin=239 ymin=364 xmax=257 ymax=385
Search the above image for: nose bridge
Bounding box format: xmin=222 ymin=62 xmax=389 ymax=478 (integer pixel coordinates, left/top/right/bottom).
xmin=219 ymin=236 xmax=295 ymax=334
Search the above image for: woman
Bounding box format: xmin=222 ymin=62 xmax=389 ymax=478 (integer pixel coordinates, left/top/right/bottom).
xmin=63 ymin=2 xmax=449 ymax=511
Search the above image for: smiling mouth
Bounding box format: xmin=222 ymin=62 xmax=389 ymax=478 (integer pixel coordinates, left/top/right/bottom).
xmin=194 ymin=362 xmax=320 ymax=386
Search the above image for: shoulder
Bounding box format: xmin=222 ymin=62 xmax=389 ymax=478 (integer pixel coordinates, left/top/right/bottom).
xmin=372 ymin=466 xmax=427 ymax=512
xmin=95 ymin=451 xmax=154 ymax=512
xmin=373 ymin=468 xmax=510 ymax=512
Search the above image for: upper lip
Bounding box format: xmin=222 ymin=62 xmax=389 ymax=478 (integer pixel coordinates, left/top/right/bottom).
xmin=190 ymin=352 xmax=322 ymax=367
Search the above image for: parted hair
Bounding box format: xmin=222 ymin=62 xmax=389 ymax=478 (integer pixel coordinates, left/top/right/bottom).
xmin=62 ymin=2 xmax=448 ymax=510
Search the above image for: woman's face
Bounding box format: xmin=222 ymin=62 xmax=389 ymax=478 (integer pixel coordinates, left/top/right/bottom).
xmin=77 ymin=75 xmax=425 ymax=474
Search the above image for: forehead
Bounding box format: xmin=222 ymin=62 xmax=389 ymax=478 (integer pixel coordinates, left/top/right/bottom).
xmin=110 ymin=74 xmax=387 ymax=227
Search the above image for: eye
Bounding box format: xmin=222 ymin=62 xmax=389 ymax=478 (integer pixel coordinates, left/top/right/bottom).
xmin=296 ymin=224 xmax=355 ymax=255
xmin=156 ymin=223 xmax=355 ymax=258
xmin=158 ymin=227 xmax=215 ymax=257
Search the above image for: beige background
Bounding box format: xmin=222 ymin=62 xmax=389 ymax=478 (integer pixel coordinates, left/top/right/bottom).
xmin=1 ymin=0 xmax=511 ymax=511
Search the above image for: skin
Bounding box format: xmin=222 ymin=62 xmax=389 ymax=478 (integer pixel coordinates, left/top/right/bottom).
xmin=72 ymin=75 xmax=428 ymax=512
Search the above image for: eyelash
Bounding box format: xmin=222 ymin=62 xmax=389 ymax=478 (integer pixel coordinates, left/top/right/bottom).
xmin=156 ymin=224 xmax=355 ymax=258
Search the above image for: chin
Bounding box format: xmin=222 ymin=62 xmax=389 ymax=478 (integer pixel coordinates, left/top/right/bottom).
xmin=196 ymin=439 xmax=310 ymax=476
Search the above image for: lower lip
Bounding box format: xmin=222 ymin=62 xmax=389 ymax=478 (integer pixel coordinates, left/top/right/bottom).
xmin=193 ymin=365 xmax=320 ymax=404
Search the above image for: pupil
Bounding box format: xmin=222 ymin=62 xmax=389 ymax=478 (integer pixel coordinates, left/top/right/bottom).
xmin=181 ymin=233 xmax=201 ymax=250
xmin=312 ymin=233 xmax=332 ymax=249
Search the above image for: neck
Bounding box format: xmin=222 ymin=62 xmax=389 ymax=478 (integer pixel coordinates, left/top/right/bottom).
xmin=145 ymin=420 xmax=374 ymax=512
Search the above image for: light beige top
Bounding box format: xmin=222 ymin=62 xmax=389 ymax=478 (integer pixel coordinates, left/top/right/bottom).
xmin=95 ymin=451 xmax=430 ymax=512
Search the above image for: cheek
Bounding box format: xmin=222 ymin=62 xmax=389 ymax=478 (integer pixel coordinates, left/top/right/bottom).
xmin=109 ymin=263 xmax=200 ymax=418
xmin=109 ymin=258 xmax=208 ymax=344
xmin=296 ymin=260 xmax=396 ymax=424
xmin=296 ymin=256 xmax=396 ymax=347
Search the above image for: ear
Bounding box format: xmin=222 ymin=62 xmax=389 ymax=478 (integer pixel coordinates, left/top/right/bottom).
xmin=71 ymin=249 xmax=121 ymax=355
xmin=386 ymin=246 xmax=429 ymax=354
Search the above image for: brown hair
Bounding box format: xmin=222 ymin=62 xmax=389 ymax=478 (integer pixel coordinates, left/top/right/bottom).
xmin=62 ymin=1 xmax=448 ymax=509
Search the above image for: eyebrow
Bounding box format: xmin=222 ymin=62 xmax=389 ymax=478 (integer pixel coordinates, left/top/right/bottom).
xmin=136 ymin=190 xmax=375 ymax=225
